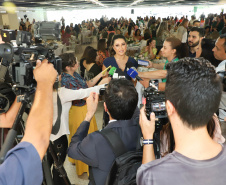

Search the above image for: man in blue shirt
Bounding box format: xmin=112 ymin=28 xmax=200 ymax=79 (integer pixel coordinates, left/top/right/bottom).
xmin=0 ymin=59 xmax=58 ymax=185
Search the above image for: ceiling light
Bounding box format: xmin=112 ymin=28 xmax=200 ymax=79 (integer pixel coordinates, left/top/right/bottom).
xmin=128 ymin=0 xmax=144 ymax=7
xmin=86 ymin=0 xmax=107 ymax=7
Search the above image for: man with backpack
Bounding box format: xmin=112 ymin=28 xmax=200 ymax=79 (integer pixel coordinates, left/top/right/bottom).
xmin=67 ymin=79 xmax=140 ymax=185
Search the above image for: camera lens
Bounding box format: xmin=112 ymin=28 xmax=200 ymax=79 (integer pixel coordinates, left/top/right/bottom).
xmin=0 ymin=97 xmax=8 ymax=109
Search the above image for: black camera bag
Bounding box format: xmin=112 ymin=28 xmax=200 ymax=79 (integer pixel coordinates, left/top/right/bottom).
xmin=90 ymin=128 xmax=142 ymax=185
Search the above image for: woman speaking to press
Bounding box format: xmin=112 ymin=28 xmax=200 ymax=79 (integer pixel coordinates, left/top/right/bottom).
xmin=102 ymin=34 xmax=138 ymax=80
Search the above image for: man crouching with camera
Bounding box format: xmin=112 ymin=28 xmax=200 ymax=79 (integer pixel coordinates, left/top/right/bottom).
xmin=137 ymin=57 xmax=226 ymax=185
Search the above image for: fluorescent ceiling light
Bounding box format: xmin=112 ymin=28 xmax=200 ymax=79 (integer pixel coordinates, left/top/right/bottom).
xmin=128 ymin=0 xmax=144 ymax=7
xmin=86 ymin=0 xmax=107 ymax=7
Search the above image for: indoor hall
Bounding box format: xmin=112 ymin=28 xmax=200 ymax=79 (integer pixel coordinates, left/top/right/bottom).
xmin=1 ymin=0 xmax=226 ymax=185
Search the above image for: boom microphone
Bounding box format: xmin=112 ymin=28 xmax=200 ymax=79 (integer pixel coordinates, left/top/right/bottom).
xmin=127 ymin=68 xmax=143 ymax=81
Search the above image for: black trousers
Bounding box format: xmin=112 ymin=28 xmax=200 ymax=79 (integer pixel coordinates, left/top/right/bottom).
xmin=47 ymin=135 xmax=68 ymax=185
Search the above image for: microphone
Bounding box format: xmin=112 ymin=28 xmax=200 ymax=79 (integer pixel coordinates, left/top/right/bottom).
xmin=108 ymin=67 xmax=117 ymax=77
xmin=126 ymin=61 xmax=135 ymax=71
xmin=127 ymin=68 xmax=143 ymax=81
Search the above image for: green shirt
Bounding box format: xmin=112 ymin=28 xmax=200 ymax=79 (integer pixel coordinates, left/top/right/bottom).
xmin=162 ymin=57 xmax=179 ymax=82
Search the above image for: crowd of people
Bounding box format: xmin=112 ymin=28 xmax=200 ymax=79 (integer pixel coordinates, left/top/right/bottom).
xmin=0 ymin=11 xmax=226 ymax=185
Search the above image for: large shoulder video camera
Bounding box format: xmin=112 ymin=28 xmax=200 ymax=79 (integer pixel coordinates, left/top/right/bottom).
xmin=0 ymin=26 xmax=62 ymax=88
xmin=0 ymin=23 xmax=62 ymax=111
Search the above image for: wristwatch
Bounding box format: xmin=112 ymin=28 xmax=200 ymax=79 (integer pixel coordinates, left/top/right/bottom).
xmin=140 ymin=137 xmax=153 ymax=146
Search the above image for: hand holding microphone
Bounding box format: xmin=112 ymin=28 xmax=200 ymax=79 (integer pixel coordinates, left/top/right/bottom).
xmin=127 ymin=67 xmax=143 ymax=81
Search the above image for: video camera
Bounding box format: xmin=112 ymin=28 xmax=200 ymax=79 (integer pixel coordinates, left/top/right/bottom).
xmin=143 ymin=80 xmax=168 ymax=132
xmin=0 ymin=28 xmax=62 ymax=88
xmin=143 ymin=80 xmax=168 ymax=159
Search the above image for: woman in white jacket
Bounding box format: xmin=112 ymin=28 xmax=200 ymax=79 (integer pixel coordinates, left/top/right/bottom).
xmin=48 ymin=77 xmax=110 ymax=185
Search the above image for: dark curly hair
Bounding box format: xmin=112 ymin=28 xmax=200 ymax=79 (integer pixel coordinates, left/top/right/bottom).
xmin=60 ymin=53 xmax=77 ymax=72
xmin=165 ymin=57 xmax=222 ymax=129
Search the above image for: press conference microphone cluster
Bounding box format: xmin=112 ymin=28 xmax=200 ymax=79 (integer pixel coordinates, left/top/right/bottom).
xmin=127 ymin=68 xmax=143 ymax=81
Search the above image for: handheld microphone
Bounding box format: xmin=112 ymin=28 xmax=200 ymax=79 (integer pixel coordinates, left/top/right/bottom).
xmin=108 ymin=67 xmax=117 ymax=77
xmin=127 ymin=68 xmax=143 ymax=81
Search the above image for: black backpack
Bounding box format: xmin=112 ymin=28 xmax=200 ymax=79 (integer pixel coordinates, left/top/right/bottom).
xmin=93 ymin=128 xmax=143 ymax=185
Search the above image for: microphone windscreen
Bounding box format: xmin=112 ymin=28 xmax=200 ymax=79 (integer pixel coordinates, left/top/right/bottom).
xmin=127 ymin=68 xmax=138 ymax=79
xmin=126 ymin=61 xmax=135 ymax=69
xmin=109 ymin=66 xmax=117 ymax=76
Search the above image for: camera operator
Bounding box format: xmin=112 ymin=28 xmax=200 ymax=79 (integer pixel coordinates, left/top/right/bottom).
xmin=137 ymin=57 xmax=226 ymax=185
xmin=0 ymin=59 xmax=57 ymax=184
xmin=67 ymin=79 xmax=140 ymax=185
xmin=212 ymin=34 xmax=226 ymax=121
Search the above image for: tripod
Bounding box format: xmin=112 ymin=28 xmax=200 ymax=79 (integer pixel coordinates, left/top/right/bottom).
xmin=42 ymin=142 xmax=72 ymax=185
xmin=0 ymin=86 xmax=73 ymax=185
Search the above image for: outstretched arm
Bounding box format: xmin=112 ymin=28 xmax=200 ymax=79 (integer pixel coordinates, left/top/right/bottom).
xmin=86 ymin=71 xmax=108 ymax=87
xmin=67 ymin=92 xmax=99 ymax=166
xmin=21 ymin=59 xmax=57 ymax=160
xmin=138 ymin=70 xmax=167 ymax=79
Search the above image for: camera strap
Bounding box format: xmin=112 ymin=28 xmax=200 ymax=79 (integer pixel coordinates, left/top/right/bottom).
xmin=52 ymin=88 xmax=62 ymax=135
xmin=0 ymin=62 xmax=8 ymax=83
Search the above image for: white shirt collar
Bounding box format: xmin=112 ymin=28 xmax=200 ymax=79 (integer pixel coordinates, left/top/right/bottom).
xmin=216 ymin=59 xmax=226 ymax=73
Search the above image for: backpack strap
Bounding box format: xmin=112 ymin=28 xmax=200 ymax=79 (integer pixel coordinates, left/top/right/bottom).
xmin=99 ymin=129 xmax=127 ymax=157
xmin=89 ymin=129 xmax=127 ymax=185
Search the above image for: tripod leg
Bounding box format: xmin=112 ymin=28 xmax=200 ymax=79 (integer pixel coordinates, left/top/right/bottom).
xmin=49 ymin=141 xmax=72 ymax=185
xmin=42 ymin=153 xmax=54 ymax=185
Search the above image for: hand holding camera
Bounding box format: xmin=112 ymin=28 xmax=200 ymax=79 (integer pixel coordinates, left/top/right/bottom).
xmin=139 ymin=105 xmax=155 ymax=139
xmin=34 ymin=59 xmax=58 ymax=87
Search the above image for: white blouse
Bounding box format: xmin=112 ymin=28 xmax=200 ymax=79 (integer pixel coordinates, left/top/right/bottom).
xmin=50 ymin=84 xmax=106 ymax=141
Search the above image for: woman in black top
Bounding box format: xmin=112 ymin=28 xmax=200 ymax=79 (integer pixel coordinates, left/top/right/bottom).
xmin=83 ymin=48 xmax=102 ymax=86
